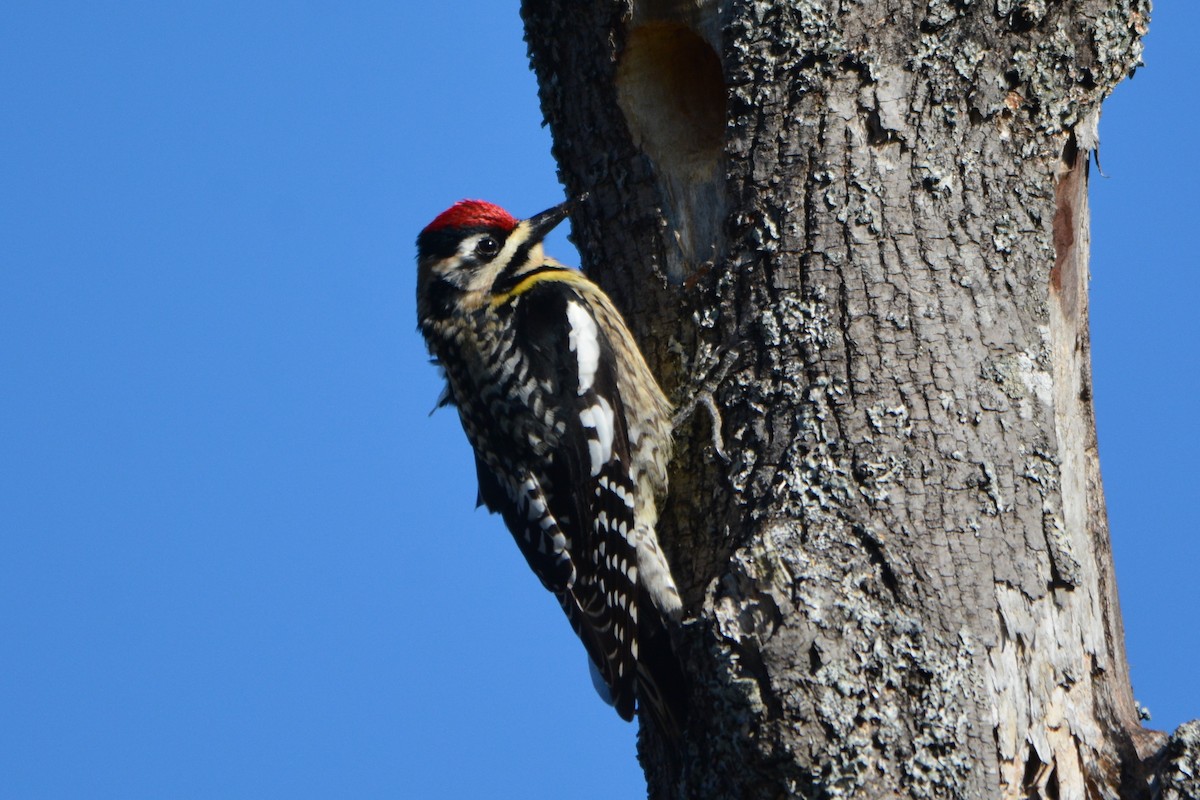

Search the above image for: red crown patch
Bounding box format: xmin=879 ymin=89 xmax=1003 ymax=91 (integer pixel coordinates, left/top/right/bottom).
xmin=423 ymin=200 xmax=518 ymax=234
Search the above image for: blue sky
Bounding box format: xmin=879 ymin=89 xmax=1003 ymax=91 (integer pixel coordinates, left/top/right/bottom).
xmin=1 ymin=3 xmax=1194 ymax=798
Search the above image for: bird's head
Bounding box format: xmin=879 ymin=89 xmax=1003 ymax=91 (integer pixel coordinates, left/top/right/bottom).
xmin=416 ymin=199 xmax=577 ymax=317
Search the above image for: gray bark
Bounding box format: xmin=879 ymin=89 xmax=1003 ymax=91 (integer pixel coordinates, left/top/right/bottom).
xmin=520 ymin=1 xmax=1192 ymax=797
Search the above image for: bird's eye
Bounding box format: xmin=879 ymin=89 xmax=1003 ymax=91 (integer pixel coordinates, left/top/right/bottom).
xmin=475 ymin=236 xmax=500 ymax=257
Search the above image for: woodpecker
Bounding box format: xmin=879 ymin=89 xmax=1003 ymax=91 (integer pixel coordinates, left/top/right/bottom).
xmin=416 ymin=197 xmax=684 ymax=726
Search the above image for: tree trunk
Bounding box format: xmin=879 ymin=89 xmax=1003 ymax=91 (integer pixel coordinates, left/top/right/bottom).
xmin=520 ymin=2 xmax=1191 ymax=798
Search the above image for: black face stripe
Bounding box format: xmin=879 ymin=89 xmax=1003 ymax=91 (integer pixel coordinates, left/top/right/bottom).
xmin=488 ymin=232 xmax=551 ymax=295
xmin=423 ymin=275 xmax=459 ymax=321
xmin=416 ymin=225 xmax=513 ymax=262
xmin=489 ymin=264 xmax=567 ymax=298
xmin=508 ymin=236 xmax=540 ymax=274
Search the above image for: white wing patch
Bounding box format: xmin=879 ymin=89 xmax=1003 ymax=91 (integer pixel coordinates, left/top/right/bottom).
xmin=566 ymin=300 xmax=600 ymax=393
xmin=567 ymin=300 xmax=614 ymax=475
xmin=578 ymin=395 xmax=615 ymax=476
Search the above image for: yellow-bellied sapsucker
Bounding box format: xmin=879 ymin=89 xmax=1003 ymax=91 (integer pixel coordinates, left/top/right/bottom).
xmin=416 ymin=197 xmax=684 ymax=726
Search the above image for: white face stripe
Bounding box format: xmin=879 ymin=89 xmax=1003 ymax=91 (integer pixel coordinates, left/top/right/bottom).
xmin=442 ymin=225 xmax=546 ymax=297
xmin=432 ymin=233 xmax=492 ymax=271
xmin=430 ymin=233 xmax=497 ymax=291
xmin=456 ymin=234 xmax=483 ymax=259
xmin=493 ymin=218 xmax=532 ymax=268
xmin=461 ymin=234 xmax=503 ymax=295
xmin=566 ymin=301 xmax=600 ymax=394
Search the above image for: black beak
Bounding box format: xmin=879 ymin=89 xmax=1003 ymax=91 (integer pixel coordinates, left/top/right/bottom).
xmin=525 ymin=192 xmax=588 ymax=244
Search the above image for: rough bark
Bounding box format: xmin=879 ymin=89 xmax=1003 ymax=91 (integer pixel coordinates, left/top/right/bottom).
xmin=519 ymin=1 xmax=1191 ymax=798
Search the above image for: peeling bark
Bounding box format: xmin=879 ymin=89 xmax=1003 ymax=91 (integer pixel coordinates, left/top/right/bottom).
xmin=520 ymin=1 xmax=1172 ymax=797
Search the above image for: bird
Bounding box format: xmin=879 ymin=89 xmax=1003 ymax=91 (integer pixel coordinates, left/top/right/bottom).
xmin=415 ymin=196 xmax=685 ymax=727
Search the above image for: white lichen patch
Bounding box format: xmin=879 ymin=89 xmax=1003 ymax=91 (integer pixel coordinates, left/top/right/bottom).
xmin=984 ymin=350 xmax=1053 ymax=420
xmin=1014 ymin=352 xmax=1053 ymax=409
xmin=866 ymin=402 xmax=912 ymax=437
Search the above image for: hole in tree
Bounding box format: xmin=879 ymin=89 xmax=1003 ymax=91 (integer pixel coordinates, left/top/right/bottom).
xmin=616 ymin=22 xmax=724 ymax=186
xmin=615 ymin=22 xmax=725 ymax=281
